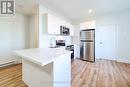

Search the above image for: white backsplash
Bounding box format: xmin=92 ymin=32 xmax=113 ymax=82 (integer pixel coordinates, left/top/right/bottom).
xmin=56 ymin=36 xmax=72 ymax=45
xmin=71 ymin=36 xmax=80 ymax=45
xmin=39 ymin=35 xmax=72 ymax=48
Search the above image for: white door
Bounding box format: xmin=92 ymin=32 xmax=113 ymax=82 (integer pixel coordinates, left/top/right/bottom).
xmin=95 ymin=24 xmax=117 ymax=60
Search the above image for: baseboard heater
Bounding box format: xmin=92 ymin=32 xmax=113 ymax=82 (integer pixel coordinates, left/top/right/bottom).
xmin=0 ymin=61 xmax=15 ymax=67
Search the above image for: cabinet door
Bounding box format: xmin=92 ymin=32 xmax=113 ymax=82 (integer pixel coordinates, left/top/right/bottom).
xmin=47 ymin=14 xmax=60 ymax=34
xmin=55 ymin=18 xmax=60 ymax=35
xmin=74 ymin=44 xmax=80 ymax=58
xmin=70 ymin=24 xmax=74 ymax=36
xmin=80 ymin=21 xmax=96 ymax=30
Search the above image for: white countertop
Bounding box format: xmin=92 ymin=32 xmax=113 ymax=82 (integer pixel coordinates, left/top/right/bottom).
xmin=14 ymin=47 xmax=71 ymax=66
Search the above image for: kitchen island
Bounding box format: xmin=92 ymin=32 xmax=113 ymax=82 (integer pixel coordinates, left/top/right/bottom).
xmin=14 ymin=48 xmax=71 ymax=87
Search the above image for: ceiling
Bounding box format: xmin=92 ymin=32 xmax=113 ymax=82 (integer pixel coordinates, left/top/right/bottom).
xmin=15 ymin=0 xmax=130 ymax=22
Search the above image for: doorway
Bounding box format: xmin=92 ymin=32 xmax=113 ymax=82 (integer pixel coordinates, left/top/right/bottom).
xmin=95 ymin=24 xmax=118 ymax=60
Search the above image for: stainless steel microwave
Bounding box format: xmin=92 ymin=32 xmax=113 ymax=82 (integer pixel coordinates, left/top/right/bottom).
xmin=60 ymin=26 xmax=70 ymax=35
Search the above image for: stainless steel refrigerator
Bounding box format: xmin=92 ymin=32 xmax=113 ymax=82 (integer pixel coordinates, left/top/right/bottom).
xmin=80 ymin=29 xmax=95 ymax=62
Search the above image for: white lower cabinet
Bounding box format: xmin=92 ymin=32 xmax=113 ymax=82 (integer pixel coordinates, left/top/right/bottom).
xmin=74 ymin=44 xmax=80 ymax=59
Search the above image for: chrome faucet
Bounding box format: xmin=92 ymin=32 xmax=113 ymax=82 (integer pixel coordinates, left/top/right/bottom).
xmin=50 ymin=37 xmax=56 ymax=47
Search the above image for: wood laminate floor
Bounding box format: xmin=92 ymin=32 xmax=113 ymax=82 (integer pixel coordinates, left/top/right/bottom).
xmin=72 ymin=59 xmax=130 ymax=87
xmin=0 ymin=64 xmax=27 ymax=87
xmin=0 ymin=59 xmax=130 ymax=87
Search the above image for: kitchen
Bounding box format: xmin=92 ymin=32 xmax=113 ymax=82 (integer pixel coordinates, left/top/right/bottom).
xmin=0 ymin=0 xmax=130 ymax=87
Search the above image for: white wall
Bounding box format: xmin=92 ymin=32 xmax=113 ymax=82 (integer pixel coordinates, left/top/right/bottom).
xmin=0 ymin=13 xmax=29 ymax=64
xmin=74 ymin=9 xmax=130 ymax=63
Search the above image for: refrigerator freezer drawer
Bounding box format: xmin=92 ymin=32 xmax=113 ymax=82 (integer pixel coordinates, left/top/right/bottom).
xmin=80 ymin=42 xmax=95 ymax=62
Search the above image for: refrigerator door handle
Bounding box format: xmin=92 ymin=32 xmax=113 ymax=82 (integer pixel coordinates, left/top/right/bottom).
xmin=80 ymin=42 xmax=84 ymax=59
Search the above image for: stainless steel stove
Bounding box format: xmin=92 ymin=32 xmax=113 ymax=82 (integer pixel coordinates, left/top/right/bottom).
xmin=56 ymin=40 xmax=74 ymax=62
xmin=65 ymin=45 xmax=74 ymax=62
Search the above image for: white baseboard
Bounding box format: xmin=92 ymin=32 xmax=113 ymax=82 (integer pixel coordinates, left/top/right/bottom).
xmin=0 ymin=58 xmax=22 ymax=67
xmin=117 ymin=59 xmax=130 ymax=64
xmin=0 ymin=61 xmax=15 ymax=67
xmin=95 ymin=58 xmax=130 ymax=64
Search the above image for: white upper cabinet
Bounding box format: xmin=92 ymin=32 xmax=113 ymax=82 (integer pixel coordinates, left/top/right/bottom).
xmin=80 ymin=21 xmax=96 ymax=30
xmin=43 ymin=13 xmax=60 ymax=34
xmin=42 ymin=13 xmax=74 ymax=36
